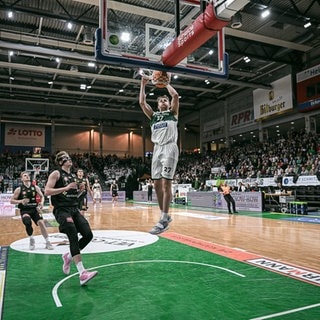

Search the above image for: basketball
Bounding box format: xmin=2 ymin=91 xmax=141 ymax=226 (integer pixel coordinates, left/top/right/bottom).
xmin=151 ymin=70 xmax=171 ymax=88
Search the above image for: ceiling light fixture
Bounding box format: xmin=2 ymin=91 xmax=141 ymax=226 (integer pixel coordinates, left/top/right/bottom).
xmin=121 ymin=31 xmax=130 ymax=42
xmin=261 ymin=9 xmax=270 ymax=18
xmin=304 ymin=22 xmax=311 ymax=28
xmin=208 ymin=49 xmax=214 ymax=55
xmin=83 ymin=28 xmax=93 ymax=44
xmin=67 ymin=22 xmax=73 ymax=30
xmin=7 ymin=11 xmax=13 ymax=18
xmin=244 ymin=56 xmax=251 ymax=63
xmin=231 ymin=13 xmax=242 ymax=29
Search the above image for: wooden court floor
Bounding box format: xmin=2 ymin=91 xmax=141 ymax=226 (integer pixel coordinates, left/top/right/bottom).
xmin=0 ymin=201 xmax=319 ymax=319
xmin=2 ymin=201 xmax=319 ymax=271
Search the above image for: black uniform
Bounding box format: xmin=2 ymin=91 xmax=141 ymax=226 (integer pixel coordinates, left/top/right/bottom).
xmin=18 ymin=184 xmax=42 ymax=236
xmin=51 ymin=169 xmax=93 ymax=257
xmin=75 ymin=176 xmax=89 ymax=211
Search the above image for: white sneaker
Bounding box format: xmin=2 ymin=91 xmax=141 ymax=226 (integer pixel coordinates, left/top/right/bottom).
xmin=149 ymin=220 xmax=169 ymax=235
xmin=29 ymin=238 xmax=35 ymax=250
xmin=46 ymin=242 xmax=53 ymax=250
xmin=79 ymin=270 xmax=98 ymax=286
xmin=62 ymin=253 xmax=72 ymax=275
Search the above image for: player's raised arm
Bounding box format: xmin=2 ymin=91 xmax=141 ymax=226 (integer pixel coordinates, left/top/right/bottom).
xmin=166 ymin=83 xmax=179 ymax=116
xmin=139 ymin=78 xmax=154 ymax=119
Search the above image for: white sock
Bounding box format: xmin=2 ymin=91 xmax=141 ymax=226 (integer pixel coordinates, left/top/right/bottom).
xmin=76 ymin=261 xmax=85 ymax=274
xmin=161 ymin=212 xmax=168 ymax=221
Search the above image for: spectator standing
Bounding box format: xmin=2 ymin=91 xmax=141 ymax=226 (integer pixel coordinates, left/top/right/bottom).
xmin=147 ymin=179 xmax=153 ymax=203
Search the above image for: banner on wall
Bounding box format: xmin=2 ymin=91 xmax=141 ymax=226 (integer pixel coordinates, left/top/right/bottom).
xmin=202 ymin=117 xmax=224 ymax=141
xmin=187 ymin=191 xmax=262 ymax=212
xmin=0 ymin=194 xmax=16 ymax=217
xmin=206 ymin=177 xmax=278 ymax=188
xmin=203 ymin=118 xmax=224 ymax=131
xmin=253 ymin=74 xmax=293 ymax=120
xmin=206 ymin=175 xmax=320 ymax=188
xmin=230 ymin=108 xmax=254 ymax=129
xmin=282 ymin=175 xmax=320 ymax=186
xmin=100 ymin=191 xmax=126 ymax=202
xmin=296 ymin=63 xmax=320 ymax=111
xmin=4 ymin=124 xmax=45 ymax=147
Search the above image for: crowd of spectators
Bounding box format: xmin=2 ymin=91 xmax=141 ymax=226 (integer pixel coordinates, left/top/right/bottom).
xmin=175 ymin=129 xmax=320 ymax=189
xmin=0 ymin=129 xmax=319 ymax=197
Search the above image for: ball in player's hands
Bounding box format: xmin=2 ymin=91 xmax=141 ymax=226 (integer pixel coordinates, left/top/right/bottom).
xmin=152 ymin=70 xmax=171 ymax=88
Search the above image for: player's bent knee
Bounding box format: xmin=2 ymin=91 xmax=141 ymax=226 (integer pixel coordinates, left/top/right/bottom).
xmin=22 ymin=215 xmax=32 ymax=226
xmin=60 ymin=221 xmax=77 ymax=235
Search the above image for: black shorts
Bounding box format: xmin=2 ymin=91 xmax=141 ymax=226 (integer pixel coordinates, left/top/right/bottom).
xmin=20 ymin=208 xmax=42 ymax=225
xmin=53 ymin=206 xmax=89 ymax=233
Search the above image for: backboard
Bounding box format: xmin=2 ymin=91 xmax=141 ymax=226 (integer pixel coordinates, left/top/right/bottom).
xmin=96 ymin=0 xmax=234 ymax=80
xmin=25 ymin=158 xmax=49 ymax=172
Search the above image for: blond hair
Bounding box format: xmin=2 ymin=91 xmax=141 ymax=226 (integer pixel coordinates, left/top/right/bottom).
xmin=55 ymin=151 xmax=69 ymax=165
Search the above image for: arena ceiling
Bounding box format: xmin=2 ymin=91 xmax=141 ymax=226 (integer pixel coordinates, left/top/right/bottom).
xmin=0 ymin=0 xmax=319 ymax=133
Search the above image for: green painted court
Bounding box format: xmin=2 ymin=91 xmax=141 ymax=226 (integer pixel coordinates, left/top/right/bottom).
xmin=2 ymin=232 xmax=319 ymax=320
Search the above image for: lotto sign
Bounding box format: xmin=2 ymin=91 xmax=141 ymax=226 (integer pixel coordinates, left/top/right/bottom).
xmin=5 ymin=124 xmax=45 ymax=147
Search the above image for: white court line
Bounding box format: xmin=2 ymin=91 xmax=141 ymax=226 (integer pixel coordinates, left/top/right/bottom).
xmin=173 ymin=211 xmax=228 ymax=220
xmin=52 ymin=259 xmax=245 ymax=307
xmin=250 ymin=302 xmax=320 ymax=320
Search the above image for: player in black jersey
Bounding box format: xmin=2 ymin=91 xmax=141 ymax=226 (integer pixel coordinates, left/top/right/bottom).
xmin=11 ymin=171 xmax=53 ymax=250
xmin=110 ymin=180 xmax=119 ymax=206
xmin=45 ymin=151 xmax=98 ymax=286
xmin=75 ymin=169 xmax=93 ymax=215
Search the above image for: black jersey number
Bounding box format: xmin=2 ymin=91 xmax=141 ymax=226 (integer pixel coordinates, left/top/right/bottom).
xmin=164 ymin=166 xmax=172 ymax=173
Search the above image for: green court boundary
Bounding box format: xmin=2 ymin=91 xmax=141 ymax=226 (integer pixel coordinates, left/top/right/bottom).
xmin=2 ymin=232 xmax=320 ymax=320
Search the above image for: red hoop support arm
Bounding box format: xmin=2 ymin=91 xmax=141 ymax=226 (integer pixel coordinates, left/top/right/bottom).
xmin=161 ymin=2 xmax=229 ymax=67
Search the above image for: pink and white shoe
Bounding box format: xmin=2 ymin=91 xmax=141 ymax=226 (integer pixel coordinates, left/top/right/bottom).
xmin=62 ymin=253 xmax=72 ymax=275
xmin=79 ymin=270 xmax=98 ymax=286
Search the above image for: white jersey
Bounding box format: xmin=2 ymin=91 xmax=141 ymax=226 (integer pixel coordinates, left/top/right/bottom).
xmin=150 ymin=110 xmax=178 ymax=146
